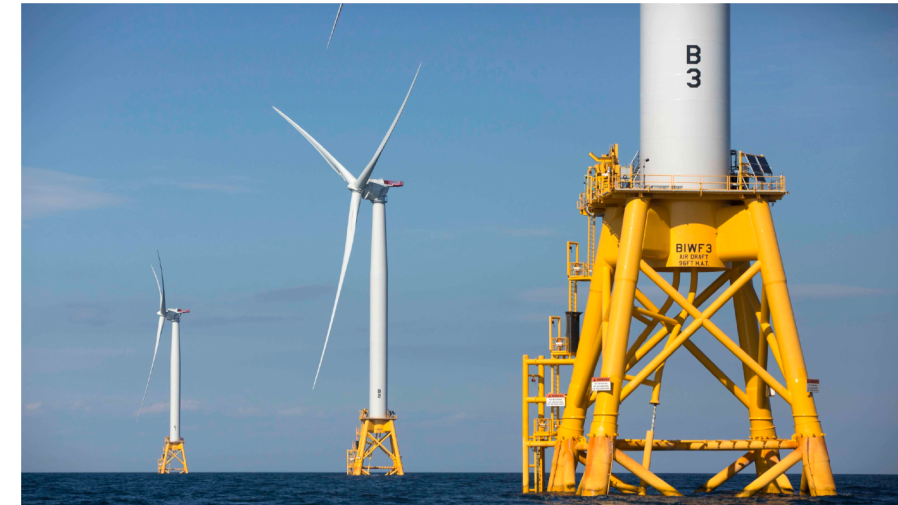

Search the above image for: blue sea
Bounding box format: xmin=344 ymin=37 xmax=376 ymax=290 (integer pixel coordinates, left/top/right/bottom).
xmin=22 ymin=473 xmax=898 ymax=504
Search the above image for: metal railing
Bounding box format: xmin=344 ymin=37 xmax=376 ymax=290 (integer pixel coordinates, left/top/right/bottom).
xmin=582 ymin=171 xmax=785 ymax=201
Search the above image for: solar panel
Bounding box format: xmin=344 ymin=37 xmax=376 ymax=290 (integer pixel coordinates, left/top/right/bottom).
xmin=746 ymin=155 xmax=766 ymax=182
xmin=757 ymin=155 xmax=773 ymax=175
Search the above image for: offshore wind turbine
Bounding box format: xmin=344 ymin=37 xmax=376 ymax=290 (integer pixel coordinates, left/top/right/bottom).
xmin=138 ymin=253 xmax=191 ymax=474
xmin=273 ymin=65 xmax=419 ymax=475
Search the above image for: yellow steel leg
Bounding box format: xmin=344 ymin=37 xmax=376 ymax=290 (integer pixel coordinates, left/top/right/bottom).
xmin=732 ymin=266 xmax=790 ymax=494
xmin=387 ymin=420 xmax=404 ymax=476
xmin=747 ymin=199 xmax=836 ymax=496
xmin=801 ymin=435 xmax=835 ymax=496
xmin=548 ymin=245 xmax=613 ymax=491
xmin=580 ymin=197 xmax=650 ymax=496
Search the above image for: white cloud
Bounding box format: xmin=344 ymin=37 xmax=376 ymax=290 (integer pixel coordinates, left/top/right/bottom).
xmin=22 ymin=167 xmax=127 ymax=219
xmin=163 ymin=175 xmax=260 ymax=194
xmin=25 ymin=402 xmax=41 ymax=411
xmin=23 ymin=347 xmax=133 ymax=374
xmin=788 ymin=284 xmax=897 ymax=300
xmin=138 ymin=402 xmax=168 ymax=415
xmin=22 ymin=168 xmax=261 ymax=220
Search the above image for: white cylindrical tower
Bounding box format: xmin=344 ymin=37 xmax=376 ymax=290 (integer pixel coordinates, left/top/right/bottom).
xmin=170 ymin=318 xmax=181 ymax=442
xmin=641 ymin=3 xmax=730 ymax=185
xmin=369 ymin=200 xmax=388 ymax=418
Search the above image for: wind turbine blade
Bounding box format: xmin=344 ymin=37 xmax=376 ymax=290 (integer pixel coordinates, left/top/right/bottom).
xmin=353 ymin=64 xmax=421 ymax=190
xmin=152 ymin=265 xmax=165 ymax=314
xmin=313 ymin=190 xmax=362 ymax=389
xmin=138 ymin=315 xmax=166 ymax=421
xmin=272 ymin=106 xmax=356 ymax=185
xmin=326 ymin=3 xmax=343 ymax=50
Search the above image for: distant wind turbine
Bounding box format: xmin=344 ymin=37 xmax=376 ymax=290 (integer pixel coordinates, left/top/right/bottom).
xmin=272 ymin=64 xmax=420 ymax=405
xmin=138 ymin=252 xmax=191 ymax=473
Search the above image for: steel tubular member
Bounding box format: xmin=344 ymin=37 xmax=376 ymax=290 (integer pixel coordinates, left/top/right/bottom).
xmin=620 ymin=262 xmax=761 ymax=401
xmin=745 ymin=285 xmax=787 ymax=381
xmin=747 ymin=199 xmax=836 ymax=496
xmin=695 ymin=451 xmax=756 ymax=492
xmin=547 ymin=255 xmax=611 ymax=492
xmin=682 ymin=340 xmax=750 ymax=407
xmin=624 ymin=268 xmax=727 ymax=373
xmin=736 ymin=448 xmax=803 ymax=498
xmin=581 ymin=197 xmax=651 ymax=496
xmin=613 ymin=449 xmax=682 ymax=496
xmin=623 ymin=294 xmax=675 ymax=368
xmin=631 ymin=261 xmax=794 ymax=403
xmin=615 ymin=439 xmax=799 ymax=451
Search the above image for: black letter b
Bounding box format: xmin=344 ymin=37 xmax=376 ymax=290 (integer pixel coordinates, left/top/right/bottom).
xmin=687 ymin=45 xmax=701 ymax=64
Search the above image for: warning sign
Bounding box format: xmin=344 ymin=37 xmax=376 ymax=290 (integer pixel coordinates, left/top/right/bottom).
xmin=592 ymin=377 xmax=612 ymax=392
xmin=546 ymin=393 xmax=566 ymax=407
xmin=806 ymin=379 xmax=819 ymax=394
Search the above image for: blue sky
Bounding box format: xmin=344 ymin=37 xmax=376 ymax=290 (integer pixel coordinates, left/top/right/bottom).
xmin=22 ymin=4 xmax=898 ymax=473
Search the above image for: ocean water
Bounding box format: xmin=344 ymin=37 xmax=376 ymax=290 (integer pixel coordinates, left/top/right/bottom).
xmin=22 ymin=473 xmax=898 ymax=505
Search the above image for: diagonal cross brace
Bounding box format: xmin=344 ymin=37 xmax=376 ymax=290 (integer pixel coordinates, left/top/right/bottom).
xmin=620 ymin=261 xmax=792 ymax=403
xmin=364 ymin=432 xmax=396 ymax=460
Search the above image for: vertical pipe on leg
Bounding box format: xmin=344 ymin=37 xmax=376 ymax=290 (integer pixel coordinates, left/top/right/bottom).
xmin=170 ymin=318 xmax=181 ymax=442
xmin=581 ymin=197 xmax=650 ymax=496
xmin=370 ymin=200 xmax=388 ymax=418
xmin=747 ymin=198 xmax=835 ymax=496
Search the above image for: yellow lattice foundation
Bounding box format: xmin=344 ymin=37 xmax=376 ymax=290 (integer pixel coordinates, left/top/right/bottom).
xmin=158 ymin=437 xmax=188 ymax=474
xmin=522 ymin=146 xmax=836 ymax=497
xmin=347 ymin=409 xmax=404 ymax=476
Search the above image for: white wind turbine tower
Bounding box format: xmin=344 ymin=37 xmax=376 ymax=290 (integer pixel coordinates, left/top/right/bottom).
xmin=138 ymin=252 xmax=191 ymax=474
xmin=273 ymin=66 xmax=419 ymax=475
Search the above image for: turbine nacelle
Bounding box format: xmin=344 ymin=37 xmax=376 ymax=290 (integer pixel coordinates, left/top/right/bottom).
xmin=161 ymin=308 xmax=191 ymax=322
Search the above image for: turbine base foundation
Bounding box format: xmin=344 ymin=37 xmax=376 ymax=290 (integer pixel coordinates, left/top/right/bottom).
xmin=346 ymin=410 xmax=404 ymax=476
xmin=521 ymin=146 xmax=835 ymax=497
xmin=158 ymin=437 xmax=188 ymax=474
